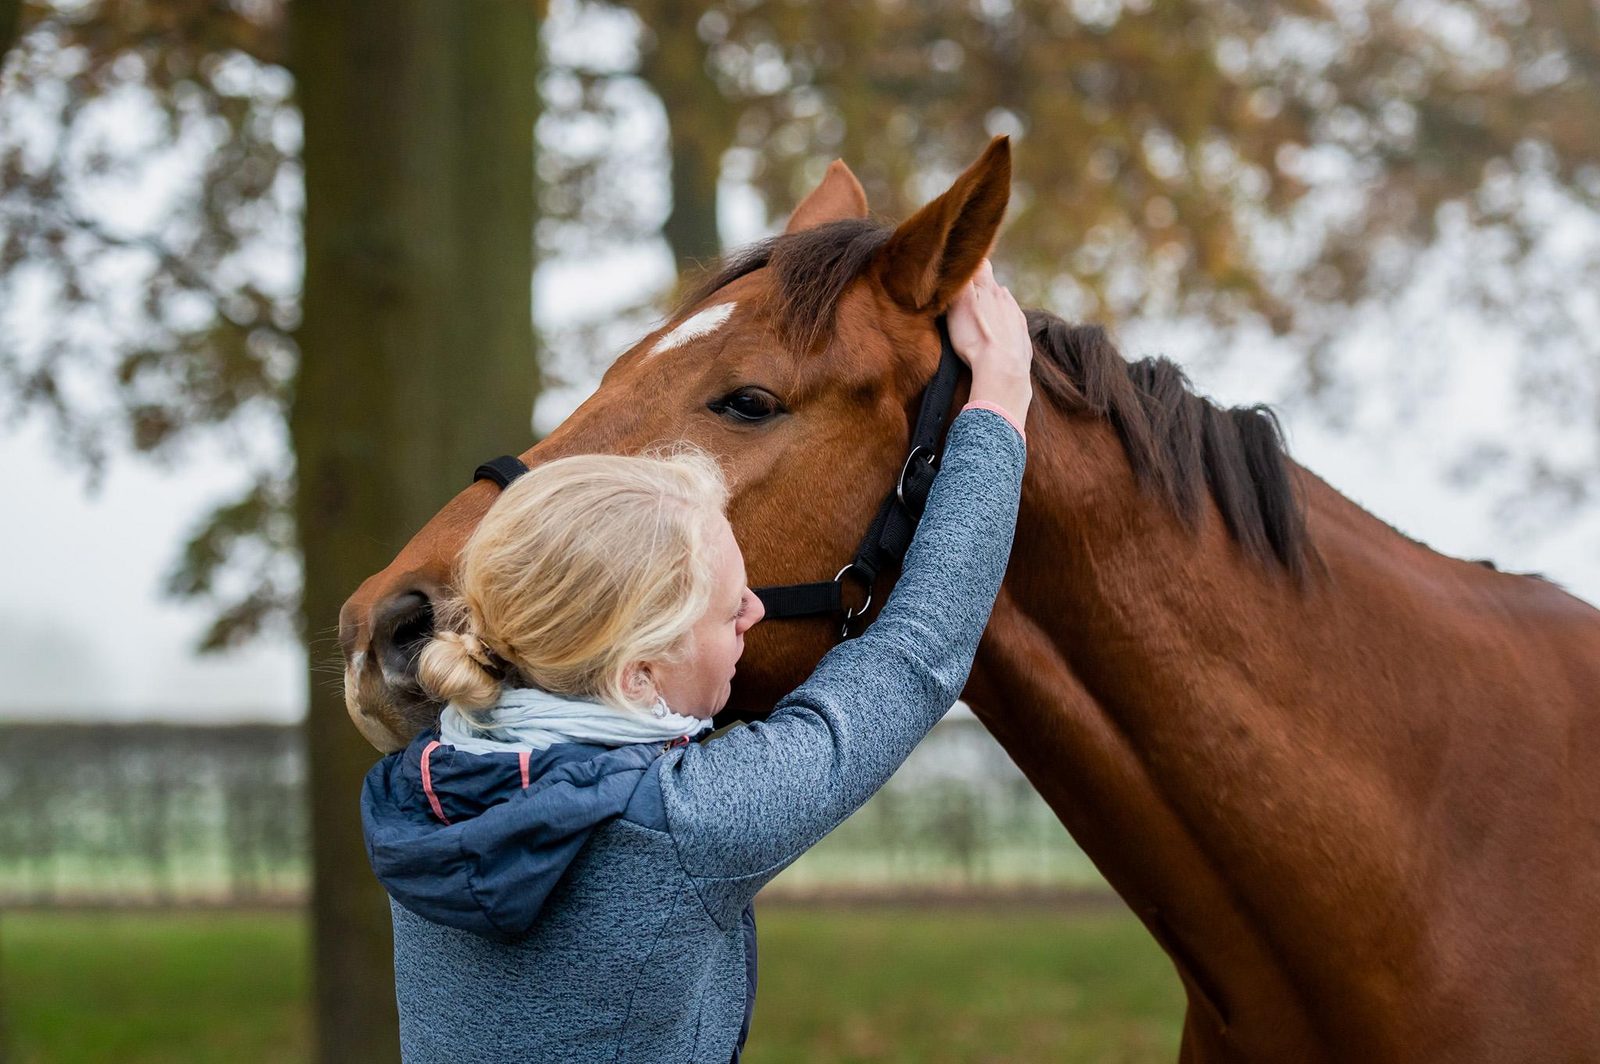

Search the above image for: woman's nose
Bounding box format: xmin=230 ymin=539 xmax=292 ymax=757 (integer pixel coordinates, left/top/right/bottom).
xmin=741 ymin=588 xmax=765 ymax=630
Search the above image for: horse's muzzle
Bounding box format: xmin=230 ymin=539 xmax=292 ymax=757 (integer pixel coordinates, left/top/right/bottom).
xmin=340 ymin=585 xmax=444 ymax=752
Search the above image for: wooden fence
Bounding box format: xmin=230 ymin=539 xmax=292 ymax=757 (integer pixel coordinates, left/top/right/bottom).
xmin=0 ymin=717 xmax=1105 ymax=905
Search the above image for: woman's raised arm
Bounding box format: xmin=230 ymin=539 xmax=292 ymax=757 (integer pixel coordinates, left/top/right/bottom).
xmin=650 ymin=401 xmax=1025 ymax=925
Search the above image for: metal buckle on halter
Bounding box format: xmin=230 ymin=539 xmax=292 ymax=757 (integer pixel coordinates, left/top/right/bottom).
xmin=896 ymin=445 xmax=939 ymax=513
xmin=834 ymin=562 xmax=875 ymax=639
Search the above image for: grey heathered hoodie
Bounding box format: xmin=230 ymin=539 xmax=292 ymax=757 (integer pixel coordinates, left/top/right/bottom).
xmin=360 ymin=405 xmax=1026 ymax=1063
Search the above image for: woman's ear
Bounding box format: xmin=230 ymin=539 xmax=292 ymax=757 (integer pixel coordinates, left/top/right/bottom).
xmin=621 ymin=663 xmax=655 ymax=704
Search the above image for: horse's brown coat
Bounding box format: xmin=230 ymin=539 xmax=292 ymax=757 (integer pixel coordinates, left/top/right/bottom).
xmin=339 ymin=136 xmax=1600 ymax=1062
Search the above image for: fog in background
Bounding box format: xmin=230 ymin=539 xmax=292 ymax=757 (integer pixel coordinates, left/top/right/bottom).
xmin=5 ymin=3 xmax=1599 ymax=723
xmin=10 ymin=235 xmax=1597 ymax=723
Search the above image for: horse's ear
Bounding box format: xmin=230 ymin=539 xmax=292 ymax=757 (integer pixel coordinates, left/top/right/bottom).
xmin=784 ymin=160 xmax=869 ymax=233
xmin=876 ymin=135 xmax=1011 ymax=314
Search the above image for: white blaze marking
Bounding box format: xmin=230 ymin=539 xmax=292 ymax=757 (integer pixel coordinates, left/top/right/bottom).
xmin=645 ymin=302 xmax=735 ymax=360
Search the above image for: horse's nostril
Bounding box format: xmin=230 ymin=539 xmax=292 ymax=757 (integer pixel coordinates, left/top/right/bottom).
xmin=372 ymin=590 xmax=435 ymax=683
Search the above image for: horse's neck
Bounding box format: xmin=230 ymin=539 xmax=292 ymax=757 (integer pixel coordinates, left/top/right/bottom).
xmin=962 ymin=417 xmax=1561 ymax=1056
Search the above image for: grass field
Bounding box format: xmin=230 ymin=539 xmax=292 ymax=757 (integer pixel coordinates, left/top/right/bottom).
xmin=0 ymin=903 xmax=1185 ymax=1063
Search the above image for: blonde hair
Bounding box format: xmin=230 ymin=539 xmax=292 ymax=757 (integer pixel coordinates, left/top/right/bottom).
xmin=417 ymin=446 xmax=730 ymax=715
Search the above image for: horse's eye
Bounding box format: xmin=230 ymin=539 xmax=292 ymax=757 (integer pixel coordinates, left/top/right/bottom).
xmin=709 ymin=387 xmax=785 ymax=424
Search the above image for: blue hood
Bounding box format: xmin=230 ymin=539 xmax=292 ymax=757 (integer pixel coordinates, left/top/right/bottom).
xmin=360 ymin=725 xmax=664 ymax=942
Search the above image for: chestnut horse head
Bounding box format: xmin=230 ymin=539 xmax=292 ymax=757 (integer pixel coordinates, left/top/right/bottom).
xmin=341 ymin=136 xmax=1017 ymax=752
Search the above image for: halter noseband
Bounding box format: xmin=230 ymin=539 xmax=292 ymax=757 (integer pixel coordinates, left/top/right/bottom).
xmin=471 ymin=316 xmax=966 ymax=640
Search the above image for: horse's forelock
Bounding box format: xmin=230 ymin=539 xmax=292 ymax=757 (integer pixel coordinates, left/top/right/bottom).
xmin=677 ymin=219 xmax=894 ymax=356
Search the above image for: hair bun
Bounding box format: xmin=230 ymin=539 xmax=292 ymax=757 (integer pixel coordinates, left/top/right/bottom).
xmin=418 ymin=629 xmax=505 ymax=710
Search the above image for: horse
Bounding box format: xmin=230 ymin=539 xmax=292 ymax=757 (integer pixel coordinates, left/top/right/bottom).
xmin=338 ymin=135 xmax=1600 ymax=1062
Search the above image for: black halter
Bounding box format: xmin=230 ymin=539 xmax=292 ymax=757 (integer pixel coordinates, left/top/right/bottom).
xmin=472 ymin=316 xmax=966 ymax=639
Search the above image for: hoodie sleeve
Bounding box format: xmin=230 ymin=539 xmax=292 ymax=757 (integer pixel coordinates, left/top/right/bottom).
xmin=654 ymin=405 xmax=1025 ymax=927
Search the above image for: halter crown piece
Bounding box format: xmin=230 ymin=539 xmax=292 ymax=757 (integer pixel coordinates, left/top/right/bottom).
xmin=470 ymin=316 xmax=967 ymax=641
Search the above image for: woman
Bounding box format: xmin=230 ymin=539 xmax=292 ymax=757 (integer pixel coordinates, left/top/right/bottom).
xmin=360 ymin=259 xmax=1032 ymax=1063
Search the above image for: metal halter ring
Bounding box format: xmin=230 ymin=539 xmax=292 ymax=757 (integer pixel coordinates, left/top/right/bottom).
xmin=834 ymin=562 xmax=875 ymax=639
xmin=896 ymin=445 xmax=939 ymax=510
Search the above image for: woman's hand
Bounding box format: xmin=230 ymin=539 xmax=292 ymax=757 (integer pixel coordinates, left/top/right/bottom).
xmin=946 ymin=258 xmax=1032 ymax=431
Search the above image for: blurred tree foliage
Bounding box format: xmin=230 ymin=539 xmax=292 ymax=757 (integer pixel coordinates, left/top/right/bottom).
xmin=5 ymin=0 xmax=1600 ymax=649
xmin=0 ymin=0 xmax=296 ymax=649
xmin=629 ymin=0 xmax=1600 ymax=341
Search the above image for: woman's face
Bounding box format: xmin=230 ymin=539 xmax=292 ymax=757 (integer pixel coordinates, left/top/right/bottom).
xmin=647 ymin=514 xmax=765 ymax=719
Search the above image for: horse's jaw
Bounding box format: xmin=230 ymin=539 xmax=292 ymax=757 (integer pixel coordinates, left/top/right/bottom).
xmin=343 ymin=649 xmax=440 ymax=753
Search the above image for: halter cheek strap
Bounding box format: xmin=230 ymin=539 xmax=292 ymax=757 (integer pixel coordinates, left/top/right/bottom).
xmin=752 ymin=316 xmax=965 ymax=637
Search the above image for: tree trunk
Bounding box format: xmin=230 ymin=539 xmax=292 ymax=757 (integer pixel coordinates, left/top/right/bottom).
xmin=290 ymin=3 xmax=541 ymax=1060
xmin=0 ymin=0 xmax=21 ymax=63
xmin=635 ymin=0 xmax=734 ymax=277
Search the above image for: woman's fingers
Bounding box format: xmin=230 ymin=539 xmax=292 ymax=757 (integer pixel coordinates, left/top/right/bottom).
xmin=958 ymin=255 xmax=1034 ymax=433
xmin=949 ymin=258 xmax=1031 ymax=378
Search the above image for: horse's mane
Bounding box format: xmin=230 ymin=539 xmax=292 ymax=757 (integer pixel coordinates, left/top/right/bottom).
xmin=678 ymin=218 xmax=1312 ymax=580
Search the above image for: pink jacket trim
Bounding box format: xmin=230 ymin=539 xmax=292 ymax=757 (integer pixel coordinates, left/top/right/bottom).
xmin=420 ymin=740 xmax=451 ymax=825
xmin=961 ymin=400 xmax=1026 ymax=443
xmin=519 ymin=751 xmax=531 ymax=790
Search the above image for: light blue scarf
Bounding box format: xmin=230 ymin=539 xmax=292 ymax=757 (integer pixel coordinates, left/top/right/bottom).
xmin=438 ymin=684 xmax=712 ymax=754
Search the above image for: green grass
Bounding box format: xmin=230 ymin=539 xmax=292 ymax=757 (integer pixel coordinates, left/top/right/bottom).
xmin=749 ymin=905 xmax=1184 ymax=1063
xmin=0 ymin=904 xmax=1183 ymax=1063
xmin=1 ymin=910 xmax=310 ymax=1064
